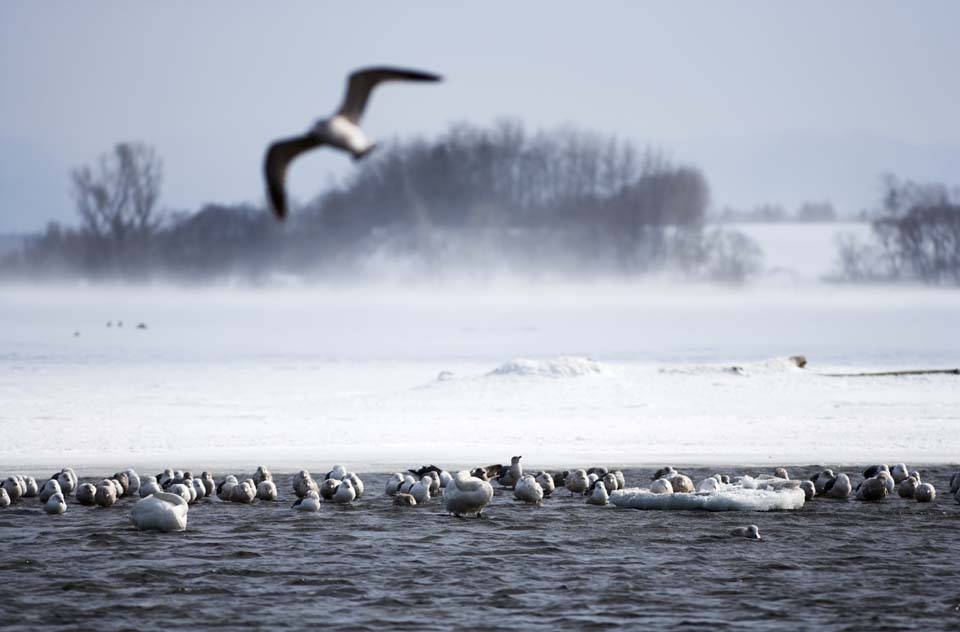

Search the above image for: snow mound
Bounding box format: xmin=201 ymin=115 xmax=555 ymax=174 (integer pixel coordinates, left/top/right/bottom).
xmin=610 ymin=482 xmax=805 ymax=512
xmin=488 ymin=356 xmax=603 ymax=378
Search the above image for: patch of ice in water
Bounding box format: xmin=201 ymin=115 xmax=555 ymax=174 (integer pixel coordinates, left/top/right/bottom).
xmin=488 ymin=356 xmax=603 ymax=378
xmin=610 ymin=484 xmax=805 ymax=511
xmin=659 ymin=356 xmax=805 ymax=377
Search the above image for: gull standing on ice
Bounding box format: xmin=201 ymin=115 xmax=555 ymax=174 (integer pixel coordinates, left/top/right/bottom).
xmin=264 ymin=66 xmax=443 ymax=219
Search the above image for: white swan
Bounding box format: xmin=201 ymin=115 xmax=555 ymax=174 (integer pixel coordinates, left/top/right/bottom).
xmin=586 ymin=481 xmax=609 ymax=506
xmin=731 ymin=525 xmax=761 ymax=540
xmin=131 ymin=492 xmax=189 ymax=532
xmin=44 ymin=492 xmax=67 ymax=515
xmin=443 ymin=470 xmax=494 ymax=517
xmin=915 ymin=483 xmax=936 ymax=502
xmin=256 ymin=480 xmax=278 ymax=501
xmin=76 ymin=483 xmax=97 ymax=505
xmin=39 ymin=479 xmax=62 ymax=503
xmin=565 ymin=469 xmax=589 ymax=495
xmin=292 ymin=490 xmax=321 ymax=512
xmin=264 ymin=67 xmax=442 ymax=219
xmin=514 ymin=475 xmax=544 ymax=504
xmin=332 ymin=479 xmax=356 ymax=504
xmin=410 ymin=477 xmax=431 ymax=504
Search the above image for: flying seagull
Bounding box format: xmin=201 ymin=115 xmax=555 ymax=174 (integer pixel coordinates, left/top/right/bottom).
xmin=263 ymin=66 xmax=442 ymax=220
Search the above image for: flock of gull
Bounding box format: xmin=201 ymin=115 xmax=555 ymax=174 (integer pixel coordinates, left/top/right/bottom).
xmin=2 ymin=458 xmax=956 ymax=539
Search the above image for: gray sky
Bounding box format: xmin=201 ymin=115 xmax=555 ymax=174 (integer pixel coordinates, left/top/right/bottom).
xmin=2 ymin=1 xmax=959 ymax=232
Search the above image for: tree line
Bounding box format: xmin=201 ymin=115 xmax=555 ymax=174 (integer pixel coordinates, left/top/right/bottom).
xmin=4 ymin=121 xmax=763 ymax=283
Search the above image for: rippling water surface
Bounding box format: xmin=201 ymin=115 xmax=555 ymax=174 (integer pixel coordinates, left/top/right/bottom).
xmin=2 ymin=466 xmax=960 ymax=631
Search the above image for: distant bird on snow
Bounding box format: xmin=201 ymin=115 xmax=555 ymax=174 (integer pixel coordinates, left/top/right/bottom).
xmin=263 ymin=66 xmax=442 ymax=219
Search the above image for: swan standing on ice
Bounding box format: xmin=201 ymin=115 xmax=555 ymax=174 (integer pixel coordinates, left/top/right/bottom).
xmin=731 ymin=525 xmax=761 ymax=540
xmin=514 ymin=475 xmax=544 ymax=504
xmin=565 ymin=470 xmax=589 ymax=495
xmin=587 ymin=480 xmax=609 ymax=506
xmin=292 ymin=490 xmax=321 ymax=512
xmin=264 ymin=67 xmax=442 ymax=219
xmin=131 ymin=492 xmax=189 ymax=532
xmin=443 ymin=471 xmax=494 ymax=517
xmin=44 ymin=492 xmax=67 ymax=515
xmin=333 ymin=479 xmax=356 ymax=504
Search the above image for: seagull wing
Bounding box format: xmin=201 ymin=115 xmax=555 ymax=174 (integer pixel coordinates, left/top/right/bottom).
xmin=337 ymin=66 xmax=442 ymax=124
xmin=263 ymin=133 xmax=324 ymax=220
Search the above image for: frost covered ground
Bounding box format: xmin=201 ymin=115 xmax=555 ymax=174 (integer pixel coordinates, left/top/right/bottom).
xmin=2 ymin=267 xmax=958 ymax=474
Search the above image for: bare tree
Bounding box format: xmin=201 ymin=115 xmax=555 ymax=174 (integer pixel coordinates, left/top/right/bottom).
xmin=70 ymin=142 xmax=163 ymax=253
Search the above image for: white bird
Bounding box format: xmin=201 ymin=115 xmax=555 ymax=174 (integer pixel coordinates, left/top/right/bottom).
xmin=95 ymin=480 xmax=118 ymax=507
xmin=44 ymin=492 xmax=67 ymax=515
xmin=139 ymin=476 xmax=162 ymax=498
xmin=332 ymin=479 xmax=356 ymax=504
xmin=394 ymin=493 xmax=417 ymax=507
xmin=799 ymin=480 xmax=816 ymax=500
xmin=915 ymin=483 xmax=936 ymax=503
xmin=39 ymin=479 xmax=62 ymax=503
xmin=890 ymin=463 xmax=909 ymax=484
xmin=443 ymin=471 xmax=494 ymax=517
xmin=130 ymin=492 xmax=189 ymax=532
xmin=535 ymin=472 xmax=556 ymax=497
xmin=263 ymin=66 xmax=442 ymax=219
xmin=191 ymin=479 xmax=207 ymax=502
xmin=650 ymin=479 xmax=673 ymax=494
xmin=346 ymin=472 xmax=365 ymax=498
xmin=856 ymin=476 xmax=888 ymax=501
xmin=613 ymin=471 xmax=626 ymax=490
xmin=697 ymin=477 xmax=722 ymax=493
xmin=293 ymin=490 xmax=321 ymax=512
xmin=200 ymin=472 xmax=215 ymax=497
xmin=410 ymin=477 xmax=432 ymax=504
xmin=731 ymin=525 xmax=761 ymax=540
xmin=514 ymin=475 xmax=544 ymax=504
xmin=823 ymin=473 xmax=852 ymax=499
xmin=565 ymin=469 xmax=589 ymax=495
xmin=256 ymin=480 xmax=278 ymax=501
xmin=23 ymin=476 xmax=39 ymax=498
xmin=231 ymin=481 xmax=256 ymax=504
xmin=122 ymin=469 xmax=141 ymax=497
xmin=319 ymin=478 xmax=341 ymax=500
xmin=601 ymin=473 xmax=619 ymax=493
xmin=326 ymin=465 xmax=348 ymax=480
xmin=385 ymin=473 xmax=405 ymax=496
xmin=898 ymin=475 xmax=921 ymax=498
xmin=439 ymin=471 xmax=453 ymax=488
xmin=0 ymin=488 xmax=9 ymax=507
xmin=253 ymin=466 xmax=272 ymax=485
xmin=2 ymin=477 xmax=23 ymax=502
xmin=168 ymin=483 xmax=193 ymax=503
xmin=76 ymin=483 xmax=97 ymax=505
xmin=56 ymin=469 xmax=78 ymax=495
xmin=292 ymin=471 xmax=318 ymax=498
xmin=586 ymin=481 xmax=609 ymax=506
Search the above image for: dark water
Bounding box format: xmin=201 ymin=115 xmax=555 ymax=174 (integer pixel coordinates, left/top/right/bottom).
xmin=2 ymin=466 xmax=960 ymax=631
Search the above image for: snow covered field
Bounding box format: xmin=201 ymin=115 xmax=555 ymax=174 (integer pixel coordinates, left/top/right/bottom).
xmin=2 ymin=270 xmax=958 ymax=474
